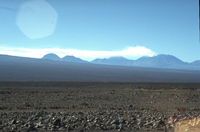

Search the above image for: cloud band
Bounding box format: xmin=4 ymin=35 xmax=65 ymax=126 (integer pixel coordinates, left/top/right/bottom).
xmin=0 ymin=46 xmax=156 ymax=61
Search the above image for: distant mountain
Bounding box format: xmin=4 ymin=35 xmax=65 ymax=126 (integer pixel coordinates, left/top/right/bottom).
xmin=61 ymin=55 xmax=88 ymax=63
xmin=42 ymin=53 xmax=199 ymax=70
xmin=1 ymin=54 xmax=200 ymax=82
xmin=133 ymin=54 xmax=188 ymax=68
xmin=91 ymin=54 xmax=199 ymax=70
xmin=92 ymin=56 xmax=133 ymax=66
xmin=42 ymin=53 xmax=88 ymax=63
xmin=191 ymin=60 xmax=200 ymax=66
xmin=42 ymin=53 xmax=60 ymax=61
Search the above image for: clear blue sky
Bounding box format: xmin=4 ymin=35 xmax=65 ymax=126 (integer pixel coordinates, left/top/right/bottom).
xmin=0 ymin=0 xmax=199 ymax=62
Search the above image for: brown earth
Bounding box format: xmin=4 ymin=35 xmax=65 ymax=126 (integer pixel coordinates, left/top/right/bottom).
xmin=0 ymin=82 xmax=200 ymax=132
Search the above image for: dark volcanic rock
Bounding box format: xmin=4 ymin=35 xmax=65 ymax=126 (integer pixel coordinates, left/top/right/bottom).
xmin=1 ymin=110 xmax=199 ymax=131
xmin=53 ymin=118 xmax=61 ymax=126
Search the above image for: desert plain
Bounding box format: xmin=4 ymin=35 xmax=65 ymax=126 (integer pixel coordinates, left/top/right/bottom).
xmin=0 ymin=82 xmax=200 ymax=132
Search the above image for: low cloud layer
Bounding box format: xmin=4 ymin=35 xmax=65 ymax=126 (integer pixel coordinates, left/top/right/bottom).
xmin=0 ymin=46 xmax=156 ymax=61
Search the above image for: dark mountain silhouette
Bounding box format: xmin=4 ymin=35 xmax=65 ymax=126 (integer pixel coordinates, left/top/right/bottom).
xmin=92 ymin=56 xmax=133 ymax=66
xmin=42 ymin=53 xmax=60 ymax=61
xmin=61 ymin=55 xmax=88 ymax=63
xmin=0 ymin=54 xmax=200 ymax=82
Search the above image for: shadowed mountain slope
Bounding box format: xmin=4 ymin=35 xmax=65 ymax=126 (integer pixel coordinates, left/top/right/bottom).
xmin=61 ymin=55 xmax=88 ymax=63
xmin=42 ymin=53 xmax=200 ymax=70
xmin=191 ymin=60 xmax=200 ymax=66
xmin=42 ymin=53 xmax=60 ymax=61
xmin=92 ymin=54 xmax=200 ymax=70
xmin=92 ymin=56 xmax=133 ymax=66
xmin=42 ymin=54 xmax=88 ymax=63
xmin=133 ymin=54 xmax=188 ymax=68
xmin=0 ymin=54 xmax=200 ymax=82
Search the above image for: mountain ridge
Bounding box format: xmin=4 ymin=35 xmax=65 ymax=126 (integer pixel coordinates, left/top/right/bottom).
xmin=61 ymin=55 xmax=88 ymax=63
xmin=1 ymin=53 xmax=199 ymax=70
xmin=42 ymin=53 xmax=60 ymax=60
xmin=42 ymin=53 xmax=88 ymax=63
xmin=1 ymin=54 xmax=200 ymax=82
xmin=40 ymin=53 xmax=199 ymax=70
xmin=92 ymin=56 xmax=133 ymax=66
xmin=133 ymin=54 xmax=188 ymax=68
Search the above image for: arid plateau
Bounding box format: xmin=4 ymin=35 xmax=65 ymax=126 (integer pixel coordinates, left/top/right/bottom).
xmin=0 ymin=82 xmax=200 ymax=132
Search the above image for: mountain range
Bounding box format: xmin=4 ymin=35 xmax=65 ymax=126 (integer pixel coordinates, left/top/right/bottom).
xmin=0 ymin=53 xmax=200 ymax=82
xmin=42 ymin=53 xmax=200 ymax=70
xmin=42 ymin=53 xmax=88 ymax=63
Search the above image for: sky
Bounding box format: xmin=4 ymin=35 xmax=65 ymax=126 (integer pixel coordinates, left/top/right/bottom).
xmin=0 ymin=0 xmax=199 ymax=62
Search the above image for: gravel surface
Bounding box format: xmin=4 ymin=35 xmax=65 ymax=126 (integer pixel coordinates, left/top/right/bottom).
xmin=0 ymin=82 xmax=200 ymax=132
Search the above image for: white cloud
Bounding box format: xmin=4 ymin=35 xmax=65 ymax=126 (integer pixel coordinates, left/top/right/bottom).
xmin=0 ymin=46 xmax=156 ymax=61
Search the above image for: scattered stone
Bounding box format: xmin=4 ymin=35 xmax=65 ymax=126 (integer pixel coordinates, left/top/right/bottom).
xmin=10 ymin=119 xmax=17 ymax=124
xmin=1 ymin=83 xmax=200 ymax=132
xmin=27 ymin=123 xmax=36 ymax=131
xmin=53 ymin=118 xmax=61 ymax=126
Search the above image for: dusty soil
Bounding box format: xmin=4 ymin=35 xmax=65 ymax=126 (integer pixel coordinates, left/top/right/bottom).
xmin=0 ymin=82 xmax=200 ymax=132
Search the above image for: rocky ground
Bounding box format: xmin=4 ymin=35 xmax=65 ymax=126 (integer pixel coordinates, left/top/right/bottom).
xmin=0 ymin=82 xmax=200 ymax=132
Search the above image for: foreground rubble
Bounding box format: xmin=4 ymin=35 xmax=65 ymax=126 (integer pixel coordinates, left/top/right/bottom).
xmin=0 ymin=82 xmax=200 ymax=131
xmin=1 ymin=110 xmax=200 ymax=132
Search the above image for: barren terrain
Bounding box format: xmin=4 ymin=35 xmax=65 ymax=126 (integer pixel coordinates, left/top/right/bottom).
xmin=0 ymin=82 xmax=200 ymax=132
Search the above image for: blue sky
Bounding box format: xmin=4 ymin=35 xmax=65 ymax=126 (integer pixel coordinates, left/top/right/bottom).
xmin=0 ymin=0 xmax=199 ymax=62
